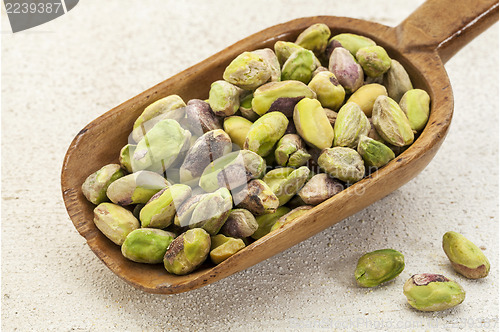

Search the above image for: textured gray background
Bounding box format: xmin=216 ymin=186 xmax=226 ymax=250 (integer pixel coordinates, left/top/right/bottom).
xmin=1 ymin=0 xmax=498 ymax=331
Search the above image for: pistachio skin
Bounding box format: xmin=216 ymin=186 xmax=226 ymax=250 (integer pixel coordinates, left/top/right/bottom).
xmin=210 ymin=234 xmax=246 ymax=264
xmin=318 ymin=147 xmax=365 ymax=183
xmin=93 ymin=203 xmax=140 ymax=245
xmin=121 ymin=228 xmax=176 ymax=264
xmin=442 ymin=231 xmax=490 ymax=279
xmin=223 ymin=51 xmax=271 ymax=90
xmin=372 ymin=95 xmax=414 ymax=147
xmin=328 ymin=47 xmax=364 ymax=94
xmin=106 ymin=171 xmax=169 ymax=206
xmin=293 ymin=98 xmax=334 ymax=150
xmin=355 ymin=46 xmax=391 ymax=78
xmin=347 ymin=83 xmax=388 ymax=117
xmin=244 ymin=112 xmax=289 ymax=157
xmin=333 ymin=102 xmax=371 ymax=149
xmin=357 ymin=135 xmax=395 ymax=168
xmin=208 ymin=80 xmax=243 ymax=117
xmin=298 ymin=173 xmax=344 ymax=205
xmin=82 ymin=164 xmax=125 ymax=205
xmin=307 ymin=71 xmax=345 ymax=111
xmin=220 ymin=209 xmax=258 ymax=238
xmin=403 ymin=274 xmax=466 ymax=312
xmin=281 ymin=49 xmax=317 ymax=84
xmin=163 ymin=228 xmax=211 ymax=275
xmin=383 ymin=59 xmax=413 ymax=102
xmin=354 ymin=249 xmax=405 ymax=287
xmin=252 ymin=206 xmax=291 ymax=240
xmin=223 ymin=116 xmax=253 ymax=149
xmin=399 ymin=89 xmax=431 ymax=132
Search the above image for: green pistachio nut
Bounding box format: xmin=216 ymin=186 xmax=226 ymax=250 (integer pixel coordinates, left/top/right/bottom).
xmin=328 ymin=47 xmax=364 ymax=94
xmin=372 ymin=95 xmax=414 ymax=147
xmin=163 ymin=228 xmax=211 ymax=275
xmin=239 ymin=92 xmax=260 ymax=121
xmin=121 ymin=228 xmax=176 ymax=264
xmin=270 ymin=206 xmax=312 ymax=232
xmin=403 ymin=274 xmax=466 ymax=311
xmin=233 ymin=179 xmax=279 ymax=216
xmin=252 ymin=48 xmax=281 ymax=82
xmin=252 ymin=206 xmax=291 ymax=240
xmin=356 ymin=46 xmax=391 ymax=78
xmin=318 ymin=147 xmax=365 ymax=183
xmin=119 ymin=144 xmax=136 ymax=173
xmin=328 ymin=33 xmax=376 ymax=57
xmin=252 ymin=80 xmax=316 ymax=116
xmin=293 ymin=98 xmax=334 ymax=149
xmin=357 ymin=135 xmax=395 ymax=169
xmin=281 ymin=49 xmax=317 ymax=84
xmin=399 ymin=89 xmax=430 ymax=132
xmin=208 ymin=80 xmax=243 ymax=117
xmin=210 ymin=234 xmax=246 ymax=264
xmin=355 ymin=249 xmax=405 ymax=287
xmin=298 ymin=173 xmax=344 ymax=205
xmin=244 ymin=111 xmax=288 ymax=157
xmin=275 ymin=134 xmax=311 ymax=167
xmin=383 ymin=59 xmax=413 ymax=102
xmin=223 ymin=116 xmax=253 ymax=149
xmin=295 ymin=23 xmax=331 ymax=55
xmin=82 ymin=164 xmax=125 ymax=205
xmin=333 ymin=102 xmax=371 ymax=149
xmin=139 ymin=184 xmax=192 ymax=229
xmin=442 ymin=231 xmax=490 ymax=279
xmin=220 ymin=209 xmax=258 ymax=238
xmin=274 ymin=41 xmax=316 ymax=67
xmin=223 ymin=51 xmax=272 ymax=90
xmin=263 ymin=166 xmax=310 ymax=206
xmin=184 ymin=99 xmax=222 ymax=136
xmin=307 ymin=71 xmax=345 ymax=111
xmin=347 ymin=83 xmax=388 ymax=117
xmin=93 ymin=202 xmax=140 ymax=245
xmin=106 ymin=171 xmax=169 ymax=206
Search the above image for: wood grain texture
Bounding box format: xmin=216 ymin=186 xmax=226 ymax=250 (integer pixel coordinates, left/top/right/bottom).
xmin=61 ymin=0 xmax=498 ymax=294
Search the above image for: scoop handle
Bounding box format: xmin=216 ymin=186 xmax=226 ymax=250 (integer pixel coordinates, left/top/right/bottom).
xmin=397 ymin=0 xmax=498 ymax=63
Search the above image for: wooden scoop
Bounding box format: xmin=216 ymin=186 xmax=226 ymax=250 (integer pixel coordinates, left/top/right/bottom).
xmin=61 ymin=0 xmax=498 ymax=294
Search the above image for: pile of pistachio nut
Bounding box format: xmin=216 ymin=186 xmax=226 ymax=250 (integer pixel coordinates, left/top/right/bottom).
xmin=81 ymin=23 xmax=431 ymax=276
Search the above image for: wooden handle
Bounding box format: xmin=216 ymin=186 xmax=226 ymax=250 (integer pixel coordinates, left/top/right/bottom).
xmin=396 ymin=0 xmax=498 ymax=63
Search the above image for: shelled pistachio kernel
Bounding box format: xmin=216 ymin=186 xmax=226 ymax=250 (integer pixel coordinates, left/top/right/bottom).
xmin=82 ymin=164 xmax=125 ymax=205
xmin=372 ymin=95 xmax=414 ymax=147
xmin=93 ymin=202 xmax=140 ymax=245
xmin=208 ymin=80 xmax=243 ymax=117
xmin=223 ymin=51 xmax=272 ymax=90
xmin=220 ymin=209 xmax=258 ymax=238
xmin=333 ymin=102 xmax=371 ymax=149
xmin=328 ymin=33 xmax=376 ymax=57
xmin=355 ymin=45 xmax=391 ymax=78
xmin=293 ymin=98 xmax=334 ymax=149
xmin=308 ymin=71 xmax=345 ymax=111
xmin=357 ymin=135 xmax=395 ymax=168
xmin=295 ymin=23 xmax=331 ymax=54
xmin=223 ymin=116 xmax=253 ymax=149
xmin=328 ymin=47 xmax=364 ymax=94
xmin=318 ymin=147 xmax=365 ymax=183
xmin=210 ymin=234 xmax=246 ymax=264
xmin=263 ymin=166 xmax=310 ymax=206
xmin=399 ymin=89 xmax=430 ymax=132
xmin=121 ymin=228 xmax=176 ymax=264
xmin=355 ymin=249 xmax=405 ymax=287
xmin=347 ymin=83 xmax=387 ymax=117
xmin=383 ymin=59 xmax=413 ymax=102
xmin=163 ymin=228 xmax=211 ymax=275
xmin=281 ymin=49 xmax=317 ymax=84
xmin=244 ymin=111 xmax=289 ymax=157
xmin=274 ymin=134 xmax=311 ymax=167
xmin=270 ymin=206 xmax=312 ymax=232
xmin=252 ymin=206 xmax=291 ymax=240
xmin=106 ymin=171 xmax=169 ymax=206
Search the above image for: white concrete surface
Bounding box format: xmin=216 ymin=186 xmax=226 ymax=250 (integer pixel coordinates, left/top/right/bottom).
xmin=1 ymin=1 xmax=498 ymax=331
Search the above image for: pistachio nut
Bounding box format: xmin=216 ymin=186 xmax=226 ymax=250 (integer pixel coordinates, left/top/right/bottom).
xmin=293 ymin=98 xmax=334 ymax=149
xmin=184 ymin=99 xmax=222 ymax=136
xmin=298 ymin=173 xmax=344 ymax=205
xmin=219 ymin=209 xmax=258 ymax=238
xmin=223 ymin=116 xmax=253 ymax=149
xmin=328 ymin=47 xmax=364 ymax=94
xmin=307 ymin=71 xmax=346 ymax=111
xmin=210 ymin=234 xmax=246 ymax=264
xmin=139 ymin=184 xmax=192 ymax=229
xmin=239 ymin=92 xmax=260 ymax=121
xmin=132 ymin=95 xmax=186 ymax=142
xmin=119 ymin=144 xmax=135 ymax=173
xmin=295 ymin=23 xmax=331 ymax=55
xmin=252 ymin=80 xmax=316 ymax=116
xmin=328 ymin=33 xmax=376 ymax=57
xmin=357 ymin=135 xmax=395 ymax=169
xmin=179 ymin=129 xmax=232 ymax=184
xmin=252 ymin=206 xmax=291 ymax=240
xmin=93 ymin=202 xmax=140 ymax=245
xmin=347 ymin=83 xmax=388 ymax=117
xmin=121 ymin=228 xmax=176 ymax=264
xmin=383 ymin=59 xmax=413 ymax=102
xmin=442 ymin=231 xmax=490 ymax=279
xmin=233 ymin=179 xmax=279 ymax=216
xmin=223 ymin=51 xmax=272 ymax=90
xmin=244 ymin=111 xmax=289 ymax=157
xmin=274 ymin=134 xmax=311 ymax=167
xmin=163 ymin=228 xmax=211 ymax=275
xmin=323 ymin=108 xmax=338 ymax=127
xmin=270 ymin=206 xmax=312 ymax=232
xmin=82 ymin=164 xmax=125 ymax=205
xmin=274 ymin=41 xmax=310 ymax=67
xmin=106 ymin=171 xmax=169 ymax=206
xmin=263 ymin=166 xmax=310 ymax=206
xmin=281 ymin=49 xmax=317 ymax=84
xmin=399 ymin=89 xmax=431 ymax=132
xmin=372 ymin=95 xmax=414 ymax=147
xmin=333 ymin=102 xmax=371 ymax=149
xmin=355 ymin=249 xmax=405 ymax=287
xmin=318 ymin=147 xmax=365 ymax=183
xmin=355 ymin=45 xmax=391 ymax=78
xmin=252 ymin=48 xmax=281 ymax=82
xmin=403 ymin=274 xmax=466 ymax=312
xmin=208 ymin=80 xmax=243 ymax=117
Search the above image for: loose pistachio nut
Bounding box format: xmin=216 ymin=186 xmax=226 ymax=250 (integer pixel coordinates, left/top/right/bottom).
xmin=355 ymin=249 xmax=405 ymax=287
xmin=121 ymin=228 xmax=176 ymax=264
xmin=184 ymin=99 xmax=222 ymax=136
xmin=82 ymin=164 xmax=125 ymax=205
xmin=93 ymin=202 xmax=140 ymax=245
xmin=270 ymin=206 xmax=312 ymax=232
xmin=239 ymin=92 xmax=260 ymax=121
xmin=274 ymin=134 xmax=311 ymax=167
xmin=298 ymin=173 xmax=344 ymax=205
xmin=281 ymin=49 xmax=317 ymax=84
xmin=210 ymin=234 xmax=246 ymax=264
xmin=399 ymin=89 xmax=431 ymax=132
xmin=263 ymin=166 xmax=310 ymax=206
xmin=328 ymin=33 xmax=376 ymax=57
xmin=233 ymin=179 xmax=279 ymax=216
xmin=208 ymin=80 xmax=243 ymax=117
xmin=357 ymin=135 xmax=395 ymax=169
xmin=106 ymin=171 xmax=169 ymax=206
xmin=383 ymin=59 xmax=413 ymax=102
xmin=328 ymin=47 xmax=364 ymax=94
xmin=372 ymin=95 xmax=414 ymax=147
xmin=318 ymin=147 xmax=365 ymax=183
xmin=307 ymin=71 xmax=345 ymax=111
xmin=220 ymin=209 xmax=258 ymax=238
xmin=223 ymin=116 xmax=253 ymax=149
xmin=293 ymin=98 xmax=334 ymax=149
xmin=442 ymin=231 xmax=490 ymax=279
xmin=355 ymin=45 xmax=391 ymax=78
xmin=274 ymin=41 xmax=309 ymax=67
xmin=295 ymin=23 xmax=331 ymax=55
xmin=252 ymin=80 xmax=316 ymax=116
xmin=403 ymin=274 xmax=466 ymax=312
xmin=163 ymin=228 xmax=211 ymax=275
xmin=244 ymin=111 xmax=289 ymax=157
xmin=252 ymin=48 xmax=281 ymax=82
xmin=223 ymin=51 xmax=272 ymax=90
xmin=333 ymin=102 xmax=371 ymax=149
xmin=119 ymin=144 xmax=136 ymax=173
xmin=252 ymin=206 xmax=291 ymax=239
xmin=347 ymin=83 xmax=388 ymax=117
xmin=139 ymin=184 xmax=192 ymax=229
